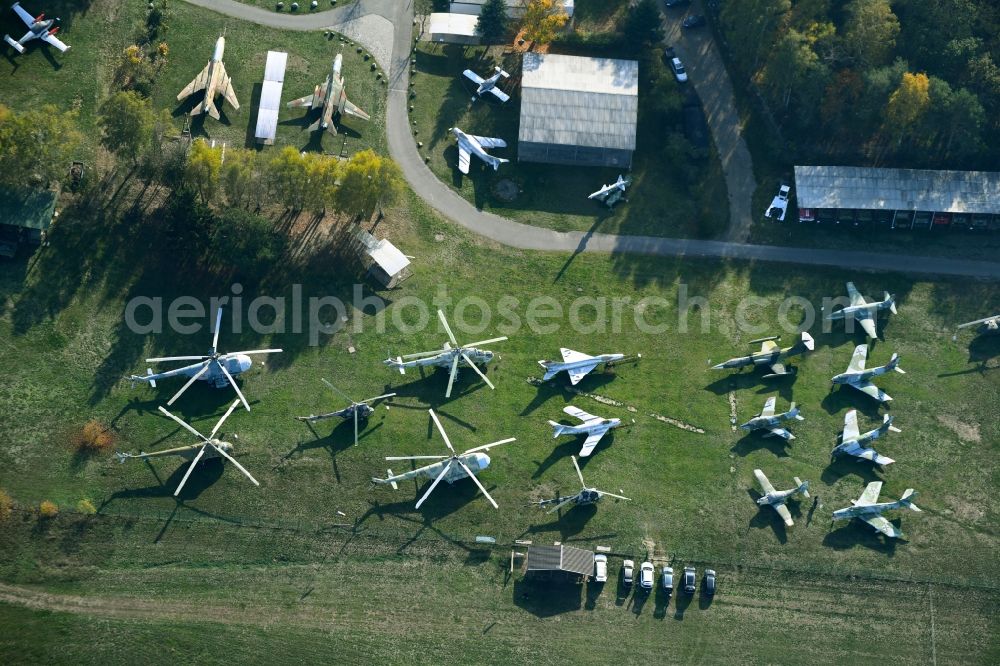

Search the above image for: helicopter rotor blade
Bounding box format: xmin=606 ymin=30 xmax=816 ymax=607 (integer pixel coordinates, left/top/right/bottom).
xmin=385 ymin=455 xmax=449 ymax=461
xmin=596 ymin=490 xmax=631 ymax=501
xmin=210 ymin=442 xmax=259 ymax=486
xmin=145 ymin=355 xmax=210 ymax=363
xmin=218 ymin=361 xmax=251 ymax=412
xmin=428 ymin=409 xmax=455 ymax=453
xmin=464 ymin=336 xmax=508 ymax=348
xmin=174 ymin=444 xmax=208 ymax=497
xmin=158 ymin=406 xmax=208 ymax=442
xmin=211 ymin=306 xmax=224 ymax=354
xmin=166 ymin=361 xmax=211 ymax=406
xmin=321 ymin=378 xmax=354 ymax=404
xmin=546 ymin=495 xmax=576 ymax=515
xmin=400 ymin=350 xmax=442 ymax=360
xmin=445 ymin=354 xmax=460 ymax=399
xmin=461 ymin=352 xmax=495 ymax=390
xmin=354 ymin=409 xmax=359 ymax=446
xmin=463 ymin=438 xmax=516 ymax=455
xmin=456 ymin=458 xmax=498 ymax=509
xmin=414 ymin=460 xmax=453 ymax=509
xmin=224 ymin=349 xmax=283 ymax=356
xmin=438 ymin=309 xmax=458 ymax=346
xmin=209 ymin=399 xmax=242 ymax=439
xmin=359 ymin=393 xmax=396 ymax=404
xmin=571 ymin=455 xmax=586 ymax=488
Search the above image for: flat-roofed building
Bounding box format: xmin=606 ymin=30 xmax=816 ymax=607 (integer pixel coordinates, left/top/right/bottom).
xmin=255 ymin=51 xmax=288 ymax=145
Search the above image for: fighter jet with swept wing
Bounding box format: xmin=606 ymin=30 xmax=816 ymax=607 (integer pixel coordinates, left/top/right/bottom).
xmin=531 ymin=455 xmax=630 ymax=514
xmin=287 ymin=53 xmax=370 ymax=136
xmin=463 ymin=66 xmax=510 ymax=103
xmin=450 ymin=127 xmax=508 ymax=174
xmin=752 ymin=469 xmax=809 ymax=527
xmin=538 ymin=349 xmax=626 ymax=385
xmin=832 ymin=481 xmax=921 ymax=538
xmin=824 ymin=281 xmax=897 ymax=339
xmin=711 ymin=332 xmax=815 ymax=378
xmin=739 ymin=396 xmax=804 ymax=440
xmin=3 ymin=2 xmax=68 ymax=53
xmin=176 ymin=35 xmax=239 ymax=120
xmin=588 ymin=175 xmax=631 ymax=209
xmin=548 ymin=406 xmax=623 ymax=457
xmin=832 ymin=409 xmax=899 ymax=466
xmin=831 ymin=344 xmax=905 ymax=403
xmin=953 ymin=313 xmax=1000 ymax=340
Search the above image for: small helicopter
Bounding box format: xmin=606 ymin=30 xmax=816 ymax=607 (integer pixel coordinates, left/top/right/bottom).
xmin=295 ymin=379 xmax=395 ymax=445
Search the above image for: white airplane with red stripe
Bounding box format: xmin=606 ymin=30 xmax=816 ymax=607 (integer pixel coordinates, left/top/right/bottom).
xmin=3 ymin=2 xmax=69 ymax=54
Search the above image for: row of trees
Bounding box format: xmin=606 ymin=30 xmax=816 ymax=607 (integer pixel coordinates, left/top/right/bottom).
xmin=472 ymin=0 xmax=570 ymax=46
xmin=0 ymin=105 xmax=83 ymax=188
xmin=720 ymin=0 xmax=1000 ymax=167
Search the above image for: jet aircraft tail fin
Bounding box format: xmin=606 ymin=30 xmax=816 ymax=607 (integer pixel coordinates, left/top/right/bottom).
xmin=885 ymin=293 xmax=897 ymax=314
xmin=793 ymin=477 xmax=810 ymax=498
xmin=900 ymin=489 xmax=921 ymax=511
xmin=548 ymin=421 xmax=566 ymax=437
xmin=887 ymin=353 xmax=905 ymax=374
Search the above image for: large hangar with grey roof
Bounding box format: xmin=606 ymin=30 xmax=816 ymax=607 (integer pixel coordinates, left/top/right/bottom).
xmin=518 ymin=53 xmax=638 ymax=168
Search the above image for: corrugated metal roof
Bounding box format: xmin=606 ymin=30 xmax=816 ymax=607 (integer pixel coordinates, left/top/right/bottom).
xmin=428 ymin=12 xmax=480 ymax=37
xmin=264 ymin=51 xmax=287 ymax=83
xmin=794 ymin=165 xmax=1000 ymax=214
xmin=369 ymin=239 xmax=410 ymax=276
xmin=255 ymin=52 xmax=288 ymax=144
xmin=525 ymin=544 xmax=594 ymax=576
xmin=518 ymin=54 xmax=637 ymax=152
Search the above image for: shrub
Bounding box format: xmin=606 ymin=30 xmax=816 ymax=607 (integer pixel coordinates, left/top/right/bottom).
xmin=0 ymin=490 xmax=13 ymax=521
xmin=39 ymin=500 xmax=59 ymax=519
xmin=76 ymin=499 xmax=97 ymax=516
xmin=74 ymin=419 xmax=115 ymax=452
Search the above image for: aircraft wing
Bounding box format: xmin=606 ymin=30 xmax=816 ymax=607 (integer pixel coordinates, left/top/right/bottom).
xmin=41 ymin=32 xmax=69 ymax=52
xmin=760 ymin=396 xmax=777 ymax=418
xmin=767 ymin=361 xmax=787 ymax=375
xmin=861 ymin=514 xmax=900 ymax=537
xmin=846 ymin=281 xmax=866 ymax=307
xmin=578 ymin=431 xmax=605 ymax=457
xmin=177 ymin=62 xmax=212 ymax=101
xmin=457 ymin=144 xmax=471 ymax=174
xmin=342 ymin=98 xmax=370 ymax=121
xmin=12 ymin=3 xmax=34 ymax=26
xmin=563 ymin=405 xmax=599 ymax=424
xmin=220 ymin=69 xmax=239 ymax=110
xmin=847 ymin=344 xmax=868 ymax=373
xmin=560 ymin=348 xmax=594 ymax=363
xmin=753 ymin=469 xmax=776 ymax=495
xmin=568 ymin=363 xmax=600 ymax=385
xmin=855 ymin=481 xmax=882 ymax=506
xmin=767 ymin=427 xmax=793 ymax=440
xmin=287 ymin=93 xmax=315 ymax=108
xmin=852 ymin=381 xmax=889 ymax=402
xmin=760 ymin=340 xmax=779 ymax=352
xmin=470 ymin=135 xmax=506 ymax=149
xmin=488 ymin=87 xmax=510 ymax=103
xmin=842 ymin=410 xmax=861 ymax=441
xmin=774 ymin=503 xmax=793 ymax=527
xmin=858 ymin=313 xmax=878 ymax=339
xmin=463 ymin=69 xmax=484 ymax=85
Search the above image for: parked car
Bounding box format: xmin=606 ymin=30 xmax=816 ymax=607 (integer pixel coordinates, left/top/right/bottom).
xmin=622 ymin=559 xmax=635 ymax=587
xmin=670 ymin=57 xmax=688 ymax=82
xmin=593 ymin=554 xmax=608 ymax=583
xmin=661 ymin=566 xmax=674 ymax=592
xmin=639 ymin=562 xmax=655 ymax=591
xmin=664 ymin=0 xmax=691 ymax=7
xmin=764 ymin=183 xmax=791 ymax=221
xmin=683 ymin=566 xmax=696 ymax=594
xmin=704 ymin=569 xmax=717 ymax=596
xmin=682 ymin=14 xmax=707 ymax=28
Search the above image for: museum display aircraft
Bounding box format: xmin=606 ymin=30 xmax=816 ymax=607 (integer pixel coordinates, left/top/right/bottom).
xmin=832 ymin=481 xmax=921 ymax=538
xmin=450 ymin=127 xmax=508 ymax=174
xmin=824 ymin=281 xmax=897 ymax=339
xmin=531 ymin=455 xmax=630 ymax=514
xmin=953 ymin=313 xmax=1000 ymax=340
xmin=287 ymin=53 xmax=370 ymax=135
xmin=711 ymin=332 xmax=815 ymax=377
xmin=832 ymin=409 xmax=899 ymax=466
xmin=752 ymin=469 xmax=809 ymax=527
xmin=115 ymin=400 xmax=259 ymax=497
xmin=588 ymin=175 xmax=631 ymax=208
xmin=538 ymin=349 xmax=625 ymax=385
xmin=3 ymin=2 xmax=68 ymax=53
xmin=548 ymin=406 xmax=623 ymax=457
xmin=127 ymin=306 xmax=282 ymax=411
xmin=371 ymin=409 xmax=515 ymax=509
xmin=738 ymin=396 xmax=804 ymax=440
xmin=176 ymin=34 xmax=240 ymax=120
xmin=463 ymin=66 xmax=510 ymax=103
xmin=294 ymin=379 xmax=395 ymax=446
xmin=383 ymin=309 xmax=507 ymax=399
xmin=831 ymin=344 xmax=905 ymax=403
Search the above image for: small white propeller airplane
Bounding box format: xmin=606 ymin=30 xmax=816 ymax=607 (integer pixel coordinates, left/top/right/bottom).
xmin=450 ymin=127 xmax=508 ymax=174
xmin=531 ymin=455 xmax=630 ymax=514
xmin=538 ymin=349 xmax=626 ymax=385
xmin=832 ymin=481 xmax=921 ymax=538
xmin=463 ymin=66 xmax=510 ymax=103
xmin=3 ymin=2 xmax=69 ymax=54
xmin=824 ymin=281 xmax=897 ymax=339
xmin=832 ymin=409 xmax=899 ymax=466
xmin=739 ymin=396 xmax=804 ymax=440
xmin=548 ymin=406 xmax=623 ymax=457
xmin=753 ymin=469 xmax=809 ymax=527
xmin=831 ymin=344 xmax=905 ymax=403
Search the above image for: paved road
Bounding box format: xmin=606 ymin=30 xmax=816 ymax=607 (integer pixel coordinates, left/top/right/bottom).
xmin=185 ymin=0 xmax=1000 ymax=280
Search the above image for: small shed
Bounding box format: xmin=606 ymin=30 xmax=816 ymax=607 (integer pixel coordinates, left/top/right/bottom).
xmin=255 ymin=51 xmax=288 ymax=145
xmin=427 ymin=12 xmax=481 ymax=45
xmin=0 ymin=187 xmax=57 ymax=257
xmin=525 ymin=544 xmax=594 ymax=578
xmin=355 ymin=227 xmax=411 ymax=287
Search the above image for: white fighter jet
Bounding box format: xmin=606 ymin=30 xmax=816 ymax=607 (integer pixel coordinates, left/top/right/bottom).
xmin=739 ymin=396 xmax=804 ymax=440
xmin=831 ymin=344 xmax=905 ymax=402
xmin=538 ymin=349 xmax=625 ymax=385
xmin=176 ymin=35 xmax=239 ymax=120
xmin=463 ymin=66 xmax=510 ymax=103
xmin=824 ymin=281 xmax=897 ymax=339
xmin=548 ymin=406 xmax=623 ymax=457
xmin=450 ymin=127 xmax=508 ymax=174
xmin=752 ymin=469 xmax=810 ymax=527
xmin=832 ymin=481 xmax=921 ymax=538
xmin=3 ymin=2 xmax=69 ymax=54
xmin=832 ymin=409 xmax=899 ymax=466
xmin=287 ymin=53 xmax=370 ymax=136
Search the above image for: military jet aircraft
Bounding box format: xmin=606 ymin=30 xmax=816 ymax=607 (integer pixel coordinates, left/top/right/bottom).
xmin=371 ymin=409 xmax=515 ymax=509
xmin=588 ymin=175 xmax=631 ymax=209
xmin=832 ymin=481 xmax=921 ymax=538
xmin=3 ymin=2 xmax=68 ymax=53
xmin=383 ymin=309 xmax=507 ymax=398
xmin=115 ymin=400 xmax=259 ymax=497
xmin=538 ymin=349 xmax=625 ymax=385
xmin=953 ymin=313 xmax=1000 ymax=340
xmin=752 ymin=469 xmax=809 ymax=527
xmin=531 ymin=455 xmax=630 ymax=514
xmin=450 ymin=127 xmax=508 ymax=174
xmin=831 ymin=344 xmax=905 ymax=403
xmin=548 ymin=406 xmax=623 ymax=457
xmin=712 ymin=332 xmax=815 ymax=378
xmin=127 ymin=306 xmax=282 ymax=411
xmin=739 ymin=396 xmax=803 ymax=440
xmin=832 ymin=409 xmax=899 ymax=466
xmin=294 ymin=379 xmax=395 ymax=446
xmin=824 ymin=282 xmax=897 ymax=339
xmin=176 ymin=34 xmax=239 ymax=120
xmin=463 ymin=66 xmax=510 ymax=103
xmin=287 ymin=53 xmax=370 ymax=136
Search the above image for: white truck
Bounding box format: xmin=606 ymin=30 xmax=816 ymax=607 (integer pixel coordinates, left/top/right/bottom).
xmin=765 ymin=183 xmax=791 ymax=221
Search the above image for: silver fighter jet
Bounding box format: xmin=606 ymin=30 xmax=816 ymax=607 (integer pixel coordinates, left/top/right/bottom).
xmin=832 ymin=481 xmax=921 ymax=538
xmin=548 ymin=406 xmax=623 ymax=457
xmin=831 ymin=344 xmax=905 ymax=403
xmin=739 ymin=396 xmax=804 ymax=440
xmin=752 ymin=469 xmax=809 ymax=527
xmin=824 ymin=281 xmax=897 ymax=339
xmin=712 ymin=332 xmax=814 ymax=378
xmin=450 ymin=127 xmax=508 ymax=174
xmin=538 ymin=348 xmax=625 ymax=385
xmin=832 ymin=409 xmax=899 ymax=466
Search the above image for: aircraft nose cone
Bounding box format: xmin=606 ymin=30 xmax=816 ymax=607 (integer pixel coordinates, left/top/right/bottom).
xmin=238 ymin=355 xmax=252 ymax=373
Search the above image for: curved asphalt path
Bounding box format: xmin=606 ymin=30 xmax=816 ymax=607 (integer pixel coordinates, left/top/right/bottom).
xmin=184 ymin=0 xmax=1000 ymax=279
